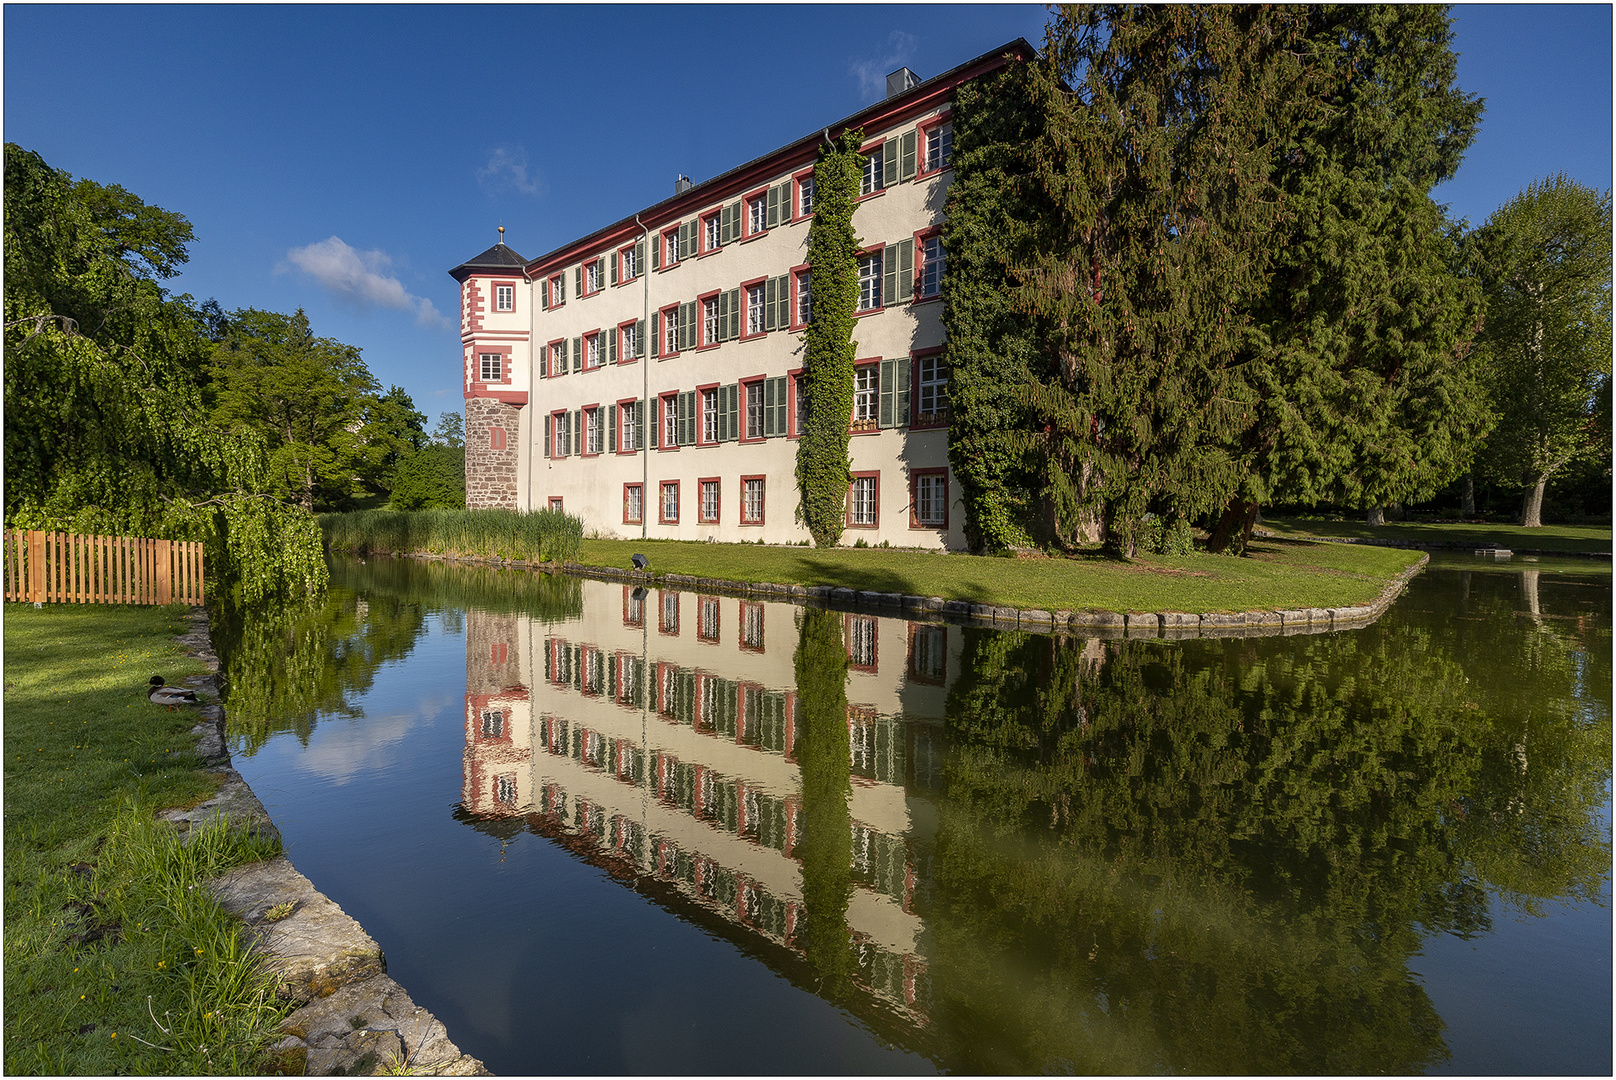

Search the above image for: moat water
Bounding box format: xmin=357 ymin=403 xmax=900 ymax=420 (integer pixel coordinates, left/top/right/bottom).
xmin=215 ymin=552 xmax=1611 ymax=1074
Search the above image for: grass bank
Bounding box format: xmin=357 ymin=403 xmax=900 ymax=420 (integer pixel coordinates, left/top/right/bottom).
xmin=320 ymin=507 xmax=583 ymax=564
xmin=1263 ymin=517 xmax=1613 ymax=555
xmin=3 ymin=604 xmax=288 ymax=1074
xmin=571 ymin=536 xmax=1422 ymax=614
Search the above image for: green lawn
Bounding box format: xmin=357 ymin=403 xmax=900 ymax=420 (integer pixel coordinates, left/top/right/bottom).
xmin=575 ymin=536 xmax=1423 ymax=614
xmin=3 ymin=604 xmax=286 ymax=1074
xmin=1262 ymin=517 xmax=1612 ymax=555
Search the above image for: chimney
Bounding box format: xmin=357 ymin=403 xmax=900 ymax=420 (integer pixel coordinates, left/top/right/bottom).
xmin=886 ymin=67 xmax=920 ymax=99
xmin=674 ymin=174 xmax=694 ymax=195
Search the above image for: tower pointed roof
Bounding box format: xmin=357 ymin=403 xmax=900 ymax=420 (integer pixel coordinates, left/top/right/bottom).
xmin=448 ymin=237 xmax=529 ymax=282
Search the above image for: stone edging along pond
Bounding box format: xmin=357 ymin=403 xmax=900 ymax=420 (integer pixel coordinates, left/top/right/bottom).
xmin=393 ymin=549 xmax=1429 ymax=640
xmin=162 ymin=611 xmax=490 ymax=1077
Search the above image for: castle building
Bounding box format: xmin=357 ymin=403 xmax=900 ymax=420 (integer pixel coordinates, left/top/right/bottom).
xmin=450 ymin=39 xmax=1034 ymax=548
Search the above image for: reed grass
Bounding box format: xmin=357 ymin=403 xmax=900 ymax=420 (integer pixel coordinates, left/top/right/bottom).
xmin=320 ymin=508 xmax=583 ymax=564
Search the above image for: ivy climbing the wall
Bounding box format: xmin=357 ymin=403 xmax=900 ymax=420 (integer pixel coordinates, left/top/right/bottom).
xmin=796 ymin=129 xmax=864 ymax=548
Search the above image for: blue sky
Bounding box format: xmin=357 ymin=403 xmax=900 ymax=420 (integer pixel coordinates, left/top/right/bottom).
xmin=5 ymin=4 xmax=1610 ymax=424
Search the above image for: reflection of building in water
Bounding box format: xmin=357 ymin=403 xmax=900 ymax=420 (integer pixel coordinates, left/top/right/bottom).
xmin=461 ymin=579 xmax=958 ymax=1025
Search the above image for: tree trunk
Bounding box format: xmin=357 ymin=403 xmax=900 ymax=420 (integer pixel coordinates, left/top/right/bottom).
xmin=1520 ymin=473 xmax=1548 ymax=526
xmin=1367 ymin=505 xmax=1386 ymax=527
xmin=1207 ymin=499 xmax=1260 ymax=555
xmin=1460 ymin=471 xmax=1476 ymax=517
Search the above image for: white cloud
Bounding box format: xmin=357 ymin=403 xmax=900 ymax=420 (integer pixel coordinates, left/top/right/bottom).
xmin=851 ymin=31 xmax=919 ymax=102
xmin=477 ymin=146 xmax=544 ymax=198
xmin=284 ymin=236 xmax=449 ymax=328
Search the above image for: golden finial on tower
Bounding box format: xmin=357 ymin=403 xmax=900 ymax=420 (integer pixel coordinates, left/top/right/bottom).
xmin=497 ymin=224 xmax=505 ymax=244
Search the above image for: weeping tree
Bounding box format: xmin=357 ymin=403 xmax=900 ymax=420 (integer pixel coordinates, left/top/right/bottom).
xmin=1469 ymin=176 xmax=1612 ymax=527
xmin=3 ymin=143 xmax=326 ymax=603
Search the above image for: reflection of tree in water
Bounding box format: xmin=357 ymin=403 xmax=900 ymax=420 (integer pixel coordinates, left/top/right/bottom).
xmin=793 ymin=607 xmax=856 ymax=1000
xmin=213 ymin=557 xmax=583 ymax=753
xmin=925 ymin=578 xmax=1610 ymax=1074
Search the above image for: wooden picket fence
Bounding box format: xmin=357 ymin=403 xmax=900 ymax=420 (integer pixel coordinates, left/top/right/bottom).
xmin=3 ymin=530 xmax=204 ymax=606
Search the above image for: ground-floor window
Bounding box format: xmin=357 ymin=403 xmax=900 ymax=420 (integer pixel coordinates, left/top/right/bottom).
xmin=660 ymin=481 xmax=679 ymax=524
xmin=741 ymin=476 xmax=765 ymax=524
xmin=549 ymin=497 xmax=564 ymax=512
xmin=623 ymin=483 xmax=643 ymax=525
xmin=699 ymin=478 xmax=721 ymax=523
xmin=911 ymin=469 xmax=948 ymax=528
xmin=848 ymin=473 xmax=879 ymax=527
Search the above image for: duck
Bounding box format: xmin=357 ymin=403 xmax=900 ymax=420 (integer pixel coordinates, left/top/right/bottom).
xmin=148 ymin=676 xmax=200 ymax=708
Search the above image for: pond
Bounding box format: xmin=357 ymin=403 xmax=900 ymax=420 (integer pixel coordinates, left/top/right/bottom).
xmin=214 ymin=553 xmax=1611 ymax=1075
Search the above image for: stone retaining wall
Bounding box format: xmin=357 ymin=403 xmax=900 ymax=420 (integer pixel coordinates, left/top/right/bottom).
xmin=379 ymin=548 xmax=1429 ymax=640
xmin=162 ymin=611 xmax=489 ymax=1076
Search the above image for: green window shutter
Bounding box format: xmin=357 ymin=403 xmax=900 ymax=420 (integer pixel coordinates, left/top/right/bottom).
xmin=900 ymin=130 xmax=917 ymax=182
xmin=651 ymin=311 xmax=661 ymax=358
xmin=723 ymin=384 xmax=739 ymax=441
xmin=881 ymin=140 xmax=898 ymax=188
xmin=608 ymin=406 xmax=617 ymax=453
xmin=774 ymin=274 xmax=791 ymax=328
xmin=879 ymin=358 xmax=896 ymax=428
xmin=764 ymin=277 xmax=778 ymax=332
xmin=895 ymin=238 xmax=915 ymax=303
xmin=611 ymin=251 xmax=619 ymax=285
xmin=571 ymin=336 xmax=581 ymax=374
xmin=766 ymin=376 xmax=786 ymax=437
xmin=767 ymin=183 xmax=782 ymax=228
xmin=574 ymin=266 xmax=581 ymax=296
xmin=680 ymin=391 xmax=696 ymax=445
xmin=679 ymin=221 xmax=694 ymax=260
xmin=635 ymin=240 xmax=645 ymax=274
xmin=652 ymin=236 xmax=661 ymax=271
xmin=678 ymin=302 xmax=691 ymax=351
xmin=650 ymin=399 xmax=660 ymax=448
xmin=716 ymin=291 xmax=730 ymax=342
xmin=896 ymin=356 xmax=911 ymax=426
xmin=540 ymin=279 xmax=549 ymax=309
xmin=544 ymin=414 xmax=552 ymax=456
xmin=608 ymin=328 xmax=618 ymax=364
xmin=556 ymin=274 xmax=565 ymax=302
xmin=883 ymin=249 xmax=897 ymax=308
xmin=573 ymin=410 xmax=582 ymax=455
xmin=635 ymin=400 xmax=645 ymax=450
xmin=725 ymin=287 xmax=740 ymax=340
xmin=635 ymin=318 xmax=646 ymax=358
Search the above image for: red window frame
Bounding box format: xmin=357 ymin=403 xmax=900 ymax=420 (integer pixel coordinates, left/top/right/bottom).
xmin=740 ymin=474 xmax=766 ymax=525
xmin=846 ymin=470 xmax=880 ymax=529
xmin=858 ymin=138 xmax=888 ymax=199
xmin=549 ymin=410 xmax=568 ymax=459
xmin=740 ymin=376 xmax=766 ymax=443
xmin=697 ymin=290 xmax=721 ymax=349
xmin=916 ymin=111 xmax=954 ymax=180
xmin=616 ymin=319 xmax=640 ymax=366
xmin=488 ymin=426 xmax=507 ymax=451
xmin=548 ymin=497 xmax=564 ymax=512
xmin=493 ymin=280 xmax=517 ymax=312
xmin=658 ymin=302 xmax=682 ymax=358
xmin=742 ymin=186 xmax=770 ymax=239
xmin=546 ymin=273 xmax=566 ymax=309
xmin=850 ymin=358 xmax=881 ymax=434
xmin=790 ymin=263 xmax=812 ymax=330
xmin=580 ymin=403 xmax=603 ymax=457
xmin=623 ymin=483 xmax=643 ymax=525
xmin=788 ymin=367 xmax=806 ymax=440
xmin=911 ymin=347 xmax=950 ymax=429
xmin=546 ymin=338 xmax=566 ymax=379
xmin=582 ymin=329 xmax=603 ymax=371
xmin=659 ymin=480 xmax=680 ymax=524
xmin=697 ymin=476 xmax=721 ymax=524
xmin=580 ymin=256 xmax=604 ymax=297
xmin=657 ymin=392 xmax=680 ymax=451
xmin=914 ymin=225 xmax=944 ymax=302
xmin=696 ymin=382 xmax=720 ymax=446
xmin=616 ymin=396 xmax=641 ymax=454
xmin=699 ymin=210 xmax=722 ymax=256
xmin=617 ymin=242 xmax=640 ymax=284
xmin=660 ymin=225 xmax=682 ymax=270
xmin=791 ymin=166 xmax=815 ymax=222
xmin=475 ymin=346 xmax=512 ymax=387
xmin=855 ymin=243 xmax=886 ymax=316
xmin=909 ymin=467 xmax=949 ymax=529
xmin=740 ymin=276 xmax=768 ymax=341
